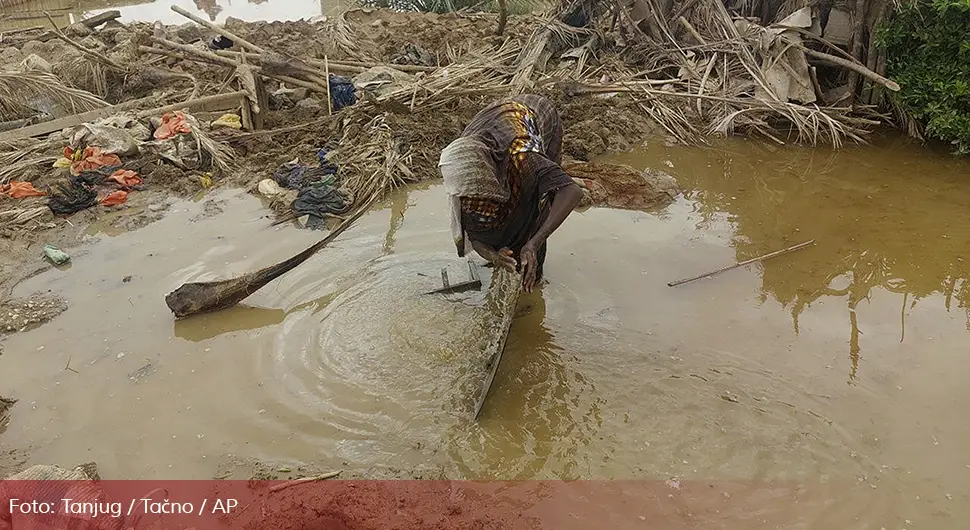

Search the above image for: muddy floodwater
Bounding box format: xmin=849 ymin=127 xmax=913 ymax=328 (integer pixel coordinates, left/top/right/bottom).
xmin=3 ymin=132 xmax=970 ymax=527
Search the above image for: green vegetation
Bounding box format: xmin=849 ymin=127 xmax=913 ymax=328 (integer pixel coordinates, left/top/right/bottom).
xmin=878 ymin=0 xmax=970 ymax=154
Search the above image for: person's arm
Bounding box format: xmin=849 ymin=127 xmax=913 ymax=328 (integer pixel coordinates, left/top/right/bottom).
xmin=519 ymin=182 xmax=583 ymax=292
xmin=471 ymin=238 xmax=517 ymax=271
xmin=529 ymin=183 xmax=583 ymax=246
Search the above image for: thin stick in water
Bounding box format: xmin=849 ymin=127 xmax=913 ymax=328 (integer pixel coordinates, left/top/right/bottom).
xmin=667 ymin=240 xmax=816 ymax=287
xmin=268 ymin=471 xmax=342 ymax=493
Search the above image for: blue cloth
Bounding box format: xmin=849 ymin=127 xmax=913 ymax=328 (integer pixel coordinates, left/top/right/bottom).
xmin=328 ymin=75 xmax=357 ymax=111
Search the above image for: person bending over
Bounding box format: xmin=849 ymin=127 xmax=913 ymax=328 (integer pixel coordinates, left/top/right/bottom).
xmin=439 ymin=94 xmax=583 ymax=293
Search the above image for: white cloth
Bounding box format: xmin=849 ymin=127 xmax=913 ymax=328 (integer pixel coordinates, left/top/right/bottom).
xmin=438 ymin=136 xmax=507 ymax=257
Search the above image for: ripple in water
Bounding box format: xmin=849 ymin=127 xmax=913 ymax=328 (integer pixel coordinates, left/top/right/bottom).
xmin=253 ymin=252 xmax=512 ymax=461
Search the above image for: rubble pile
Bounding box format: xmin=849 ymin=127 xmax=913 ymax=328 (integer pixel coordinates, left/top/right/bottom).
xmin=0 ymin=1 xmax=902 ymax=239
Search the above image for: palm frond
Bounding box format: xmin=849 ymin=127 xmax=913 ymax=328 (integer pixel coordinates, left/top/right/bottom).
xmin=0 ymin=71 xmax=108 ymax=120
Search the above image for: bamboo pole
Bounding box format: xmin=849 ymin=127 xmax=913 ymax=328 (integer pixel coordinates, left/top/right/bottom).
xmin=135 ymin=91 xmax=248 ymax=118
xmin=667 ymin=240 xmax=816 ymax=287
xmin=142 ymin=40 xmax=330 ymax=95
xmin=170 ymin=5 xmax=266 ymax=54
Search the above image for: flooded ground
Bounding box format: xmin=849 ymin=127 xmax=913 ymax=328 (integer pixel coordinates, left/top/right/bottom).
xmin=2 ymin=131 xmax=970 ymax=528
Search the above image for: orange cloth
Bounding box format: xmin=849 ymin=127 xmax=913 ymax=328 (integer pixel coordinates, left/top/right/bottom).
xmin=65 ymin=146 xmax=122 ymax=177
xmin=0 ymin=181 xmax=46 ymax=199
xmin=108 ymin=169 xmax=143 ymax=188
xmin=100 ymin=190 xmax=128 ymax=206
xmin=153 ymin=111 xmax=192 ymax=140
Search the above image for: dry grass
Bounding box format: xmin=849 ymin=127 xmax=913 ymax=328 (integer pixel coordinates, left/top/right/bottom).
xmin=0 ymin=206 xmax=50 ymax=231
xmin=319 ymin=8 xmax=366 ymax=59
xmin=0 ymin=71 xmax=108 ymax=120
xmin=55 ymin=56 xmax=110 ymax=98
xmin=0 ymin=156 xmax=57 ymax=185
xmin=184 ymin=113 xmax=235 ymax=174
xmin=577 ymin=0 xmax=884 ymax=147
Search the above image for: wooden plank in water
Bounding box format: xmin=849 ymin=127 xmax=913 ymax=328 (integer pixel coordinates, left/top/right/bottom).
xmin=473 ymin=268 xmax=521 ymax=420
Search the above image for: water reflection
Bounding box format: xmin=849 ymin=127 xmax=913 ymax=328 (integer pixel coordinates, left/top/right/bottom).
xmin=605 ymin=133 xmax=970 ymax=382
xmin=453 ymin=292 xmax=603 ymax=479
xmin=173 ymin=304 xmax=285 ymax=341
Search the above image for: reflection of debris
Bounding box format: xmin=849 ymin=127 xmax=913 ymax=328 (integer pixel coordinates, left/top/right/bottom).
xmin=0 ymin=397 xmax=16 ymax=421
xmin=128 ymin=361 xmax=157 ymax=383
xmin=564 ymin=162 xmax=680 ymax=211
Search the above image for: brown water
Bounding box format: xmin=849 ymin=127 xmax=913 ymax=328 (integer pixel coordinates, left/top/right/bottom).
xmin=2 ymin=133 xmax=970 ymax=527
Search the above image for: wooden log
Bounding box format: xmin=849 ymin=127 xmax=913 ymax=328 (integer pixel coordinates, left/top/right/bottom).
xmin=145 ymin=39 xmax=331 ymax=95
xmin=75 ymin=10 xmax=121 ymax=29
xmin=135 ymin=90 xmax=248 ymax=118
xmin=252 ymin=74 xmax=268 ymax=130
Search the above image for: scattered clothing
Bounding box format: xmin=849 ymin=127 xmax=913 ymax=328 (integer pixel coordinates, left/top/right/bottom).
xmin=48 ymin=180 xmax=98 ymax=215
xmin=208 ymin=35 xmax=234 ymax=50
xmin=211 ymin=113 xmax=242 ymax=130
xmin=43 ymin=245 xmax=70 ymax=265
xmin=107 ymin=169 xmax=142 ymax=188
xmin=100 ymin=190 xmax=128 ymax=206
xmin=257 ymin=178 xmax=287 ymax=200
xmin=153 ymin=111 xmax=192 ymax=140
xmin=73 ymin=166 xmax=119 ymax=187
xmin=65 ymin=146 xmax=122 ymax=177
xmin=329 ymin=75 xmax=357 ymax=111
xmin=1 ymin=181 xmax=46 ymax=199
xmin=317 ymin=148 xmax=339 ymax=173
xmin=272 ymin=159 xmax=336 ymax=190
xmin=291 ymin=177 xmax=354 ymax=230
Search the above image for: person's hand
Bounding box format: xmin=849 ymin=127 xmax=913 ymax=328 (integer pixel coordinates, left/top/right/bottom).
xmin=520 ymin=242 xmax=538 ymax=293
xmin=490 ymin=247 xmax=517 ymax=272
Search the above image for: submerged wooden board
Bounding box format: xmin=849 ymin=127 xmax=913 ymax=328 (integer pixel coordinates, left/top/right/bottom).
xmin=473 ymin=267 xmax=521 ymax=419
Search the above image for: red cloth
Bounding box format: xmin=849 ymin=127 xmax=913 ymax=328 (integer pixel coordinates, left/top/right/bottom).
xmin=0 ymin=181 xmax=46 ymax=199
xmin=100 ymin=190 xmax=128 ymax=206
xmin=108 ymin=169 xmax=143 ymax=188
xmin=154 ymin=111 xmax=192 ymax=140
xmin=66 ymin=146 xmax=122 ymax=177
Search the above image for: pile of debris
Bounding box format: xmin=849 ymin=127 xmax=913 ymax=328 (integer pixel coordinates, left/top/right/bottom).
xmin=0 ymin=0 xmax=904 ymax=238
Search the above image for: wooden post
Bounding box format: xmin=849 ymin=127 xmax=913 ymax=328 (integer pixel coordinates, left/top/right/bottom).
xmin=253 ymin=74 xmax=268 ymax=130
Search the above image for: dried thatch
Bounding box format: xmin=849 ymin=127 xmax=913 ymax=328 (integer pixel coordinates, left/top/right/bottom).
xmin=0 ymin=71 xmax=108 ymax=120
